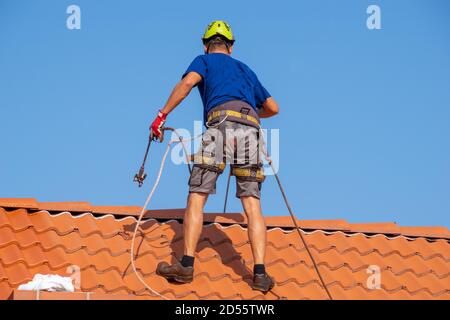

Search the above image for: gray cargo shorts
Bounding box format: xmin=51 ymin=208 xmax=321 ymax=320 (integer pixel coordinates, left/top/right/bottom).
xmin=188 ymin=120 xmax=263 ymax=199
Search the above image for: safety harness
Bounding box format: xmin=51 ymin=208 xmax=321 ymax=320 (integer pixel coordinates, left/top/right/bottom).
xmin=191 ymin=154 xmax=226 ymax=173
xmin=202 ymin=105 xmax=265 ymax=182
xmin=191 ymin=154 xmax=265 ymax=183
xmin=207 ymin=109 xmax=260 ymax=127
xmin=231 ymin=166 xmax=265 ymax=182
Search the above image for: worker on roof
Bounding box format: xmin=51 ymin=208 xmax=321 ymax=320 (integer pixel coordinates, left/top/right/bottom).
xmin=150 ymin=20 xmax=279 ymax=292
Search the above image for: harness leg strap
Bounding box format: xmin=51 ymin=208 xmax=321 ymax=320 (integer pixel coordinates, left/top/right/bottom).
xmin=231 ymin=166 xmax=265 ymax=183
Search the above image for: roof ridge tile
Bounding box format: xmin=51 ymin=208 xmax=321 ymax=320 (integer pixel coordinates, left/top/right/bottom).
xmin=0 ymin=198 xmax=38 ymax=209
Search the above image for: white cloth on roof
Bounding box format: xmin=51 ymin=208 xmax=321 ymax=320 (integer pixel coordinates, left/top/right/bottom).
xmin=18 ymin=274 xmax=75 ymax=292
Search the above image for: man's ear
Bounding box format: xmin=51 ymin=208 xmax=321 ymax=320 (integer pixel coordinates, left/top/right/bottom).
xmin=228 ymin=45 xmax=233 ymax=54
xmin=203 ymin=45 xmax=208 ymax=54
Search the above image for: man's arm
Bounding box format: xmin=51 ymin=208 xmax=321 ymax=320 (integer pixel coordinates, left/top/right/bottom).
xmin=160 ymin=72 xmax=203 ymax=115
xmin=150 ymin=71 xmax=202 ymax=140
xmin=258 ymin=97 xmax=279 ymax=118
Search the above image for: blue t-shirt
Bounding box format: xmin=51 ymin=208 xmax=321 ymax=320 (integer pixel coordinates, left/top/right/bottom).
xmin=182 ymin=53 xmax=271 ymax=120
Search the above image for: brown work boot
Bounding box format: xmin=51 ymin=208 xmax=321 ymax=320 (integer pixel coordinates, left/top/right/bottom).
xmin=251 ymin=273 xmax=275 ymax=292
xmin=156 ymin=260 xmax=194 ymax=283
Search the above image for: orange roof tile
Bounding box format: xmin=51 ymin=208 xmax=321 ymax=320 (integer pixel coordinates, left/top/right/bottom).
xmin=0 ymin=198 xmax=449 ymax=300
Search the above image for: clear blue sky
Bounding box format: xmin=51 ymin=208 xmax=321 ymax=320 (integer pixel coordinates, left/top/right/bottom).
xmin=1 ymin=0 xmax=449 ymax=227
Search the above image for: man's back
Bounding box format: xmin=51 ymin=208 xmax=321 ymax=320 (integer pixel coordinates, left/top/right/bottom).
xmin=183 ymin=53 xmax=270 ymax=119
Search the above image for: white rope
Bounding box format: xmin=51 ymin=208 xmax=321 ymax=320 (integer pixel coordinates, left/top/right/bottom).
xmin=129 ymin=129 xmax=200 ymax=300
xmin=130 ymin=141 xmax=172 ymax=300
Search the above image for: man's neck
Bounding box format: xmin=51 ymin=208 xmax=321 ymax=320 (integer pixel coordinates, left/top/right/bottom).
xmin=208 ymin=50 xmax=230 ymax=55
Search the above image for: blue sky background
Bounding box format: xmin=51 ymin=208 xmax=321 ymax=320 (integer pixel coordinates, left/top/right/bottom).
xmin=1 ymin=0 xmax=449 ymax=227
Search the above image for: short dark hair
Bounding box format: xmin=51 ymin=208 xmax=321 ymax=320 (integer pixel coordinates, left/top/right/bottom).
xmin=205 ymin=36 xmax=233 ymax=53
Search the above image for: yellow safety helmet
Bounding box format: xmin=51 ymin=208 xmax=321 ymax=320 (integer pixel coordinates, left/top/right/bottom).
xmin=202 ymin=20 xmax=235 ymax=44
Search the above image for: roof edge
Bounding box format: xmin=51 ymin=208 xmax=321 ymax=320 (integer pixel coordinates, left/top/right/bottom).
xmin=1 ymin=198 xmax=449 ymax=240
xmin=11 ymin=289 xmax=156 ymax=300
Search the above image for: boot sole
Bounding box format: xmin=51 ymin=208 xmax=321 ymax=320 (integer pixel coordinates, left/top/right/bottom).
xmin=251 ymin=281 xmax=275 ymax=293
xmin=156 ymin=269 xmax=193 ymax=283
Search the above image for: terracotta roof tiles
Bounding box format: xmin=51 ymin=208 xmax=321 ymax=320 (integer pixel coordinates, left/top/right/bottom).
xmin=0 ymin=198 xmax=449 ymax=300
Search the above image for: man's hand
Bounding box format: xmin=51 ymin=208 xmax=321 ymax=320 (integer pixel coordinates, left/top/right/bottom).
xmin=150 ymin=110 xmax=167 ymax=141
